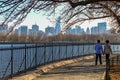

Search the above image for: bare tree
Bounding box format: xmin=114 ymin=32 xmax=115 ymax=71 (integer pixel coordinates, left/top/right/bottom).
xmin=0 ymin=0 xmax=120 ymax=34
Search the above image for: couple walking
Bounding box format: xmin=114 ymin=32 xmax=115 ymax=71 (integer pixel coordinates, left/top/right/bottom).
xmin=95 ymin=40 xmax=112 ymax=65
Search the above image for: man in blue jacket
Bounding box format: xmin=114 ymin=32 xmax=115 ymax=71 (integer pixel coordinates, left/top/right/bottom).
xmin=95 ymin=40 xmax=103 ymax=65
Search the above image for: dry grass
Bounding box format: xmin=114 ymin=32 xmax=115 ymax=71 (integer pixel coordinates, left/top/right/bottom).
xmin=109 ymin=65 xmax=120 ymax=80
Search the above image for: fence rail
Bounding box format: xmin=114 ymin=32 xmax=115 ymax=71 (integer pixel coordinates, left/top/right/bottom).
xmin=0 ymin=42 xmax=120 ymax=79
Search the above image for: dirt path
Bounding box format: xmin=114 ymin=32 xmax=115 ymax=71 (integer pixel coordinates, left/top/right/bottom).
xmin=33 ymin=55 xmax=106 ymax=80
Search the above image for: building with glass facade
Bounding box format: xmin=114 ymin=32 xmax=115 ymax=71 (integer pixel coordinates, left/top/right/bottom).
xmin=18 ymin=25 xmax=28 ymax=35
xmin=55 ymin=16 xmax=61 ymax=34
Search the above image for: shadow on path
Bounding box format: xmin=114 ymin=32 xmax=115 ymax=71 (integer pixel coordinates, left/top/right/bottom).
xmin=34 ymin=56 xmax=106 ymax=80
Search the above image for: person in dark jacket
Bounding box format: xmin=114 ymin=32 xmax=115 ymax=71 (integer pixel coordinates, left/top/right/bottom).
xmin=95 ymin=40 xmax=103 ymax=65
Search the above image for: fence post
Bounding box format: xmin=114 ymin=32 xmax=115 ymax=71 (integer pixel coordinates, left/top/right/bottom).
xmin=66 ymin=44 xmax=67 ymax=59
xmin=44 ymin=43 xmax=46 ymax=65
xmin=83 ymin=43 xmax=84 ymax=60
xmin=59 ymin=44 xmax=61 ymax=61
xmin=11 ymin=44 xmax=13 ymax=79
xmin=52 ymin=43 xmax=54 ymax=62
xmin=24 ymin=44 xmax=27 ymax=71
xmin=72 ymin=44 xmax=73 ymax=58
xmin=113 ymin=44 xmax=115 ymax=52
xmin=78 ymin=44 xmax=80 ymax=57
xmin=35 ymin=43 xmax=37 ymax=66
xmin=117 ymin=55 xmax=118 ymax=64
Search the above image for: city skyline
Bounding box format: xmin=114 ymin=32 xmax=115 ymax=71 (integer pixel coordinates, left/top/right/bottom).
xmin=0 ymin=20 xmax=110 ymax=36
xmin=17 ymin=11 xmax=109 ymax=32
xmin=12 ymin=16 xmax=110 ymax=35
xmin=13 ymin=21 xmax=111 ymax=36
xmin=18 ymin=21 xmax=109 ymax=32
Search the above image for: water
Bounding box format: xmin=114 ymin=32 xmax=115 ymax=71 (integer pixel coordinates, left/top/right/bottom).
xmin=0 ymin=43 xmax=119 ymax=78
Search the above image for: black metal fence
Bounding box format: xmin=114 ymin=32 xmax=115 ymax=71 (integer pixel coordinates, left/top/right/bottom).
xmin=106 ymin=54 xmax=120 ymax=80
xmin=0 ymin=42 xmax=120 ymax=79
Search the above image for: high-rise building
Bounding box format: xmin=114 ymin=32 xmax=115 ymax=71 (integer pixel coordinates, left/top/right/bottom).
xmin=74 ymin=25 xmax=85 ymax=34
xmin=75 ymin=25 xmax=81 ymax=34
xmin=28 ymin=29 xmax=33 ymax=35
xmin=80 ymin=28 xmax=85 ymax=34
xmin=14 ymin=29 xmax=18 ymax=34
xmin=45 ymin=26 xmax=55 ymax=36
xmin=66 ymin=25 xmax=85 ymax=34
xmin=0 ymin=24 xmax=8 ymax=33
xmin=18 ymin=25 xmax=28 ymax=35
xmin=98 ymin=22 xmax=106 ymax=34
xmin=91 ymin=26 xmax=98 ymax=34
xmin=72 ymin=28 xmax=76 ymax=34
xmin=86 ymin=27 xmax=90 ymax=34
xmin=32 ymin=24 xmax=39 ymax=35
xmin=55 ymin=16 xmax=61 ymax=34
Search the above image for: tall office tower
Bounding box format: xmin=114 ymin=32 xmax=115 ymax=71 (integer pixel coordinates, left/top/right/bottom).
xmin=55 ymin=16 xmax=61 ymax=34
xmin=91 ymin=26 xmax=98 ymax=34
xmin=14 ymin=29 xmax=18 ymax=34
xmin=91 ymin=27 xmax=94 ymax=34
xmin=18 ymin=25 xmax=28 ymax=35
xmin=86 ymin=27 xmax=90 ymax=34
xmin=75 ymin=25 xmax=81 ymax=34
xmin=98 ymin=22 xmax=106 ymax=34
xmin=32 ymin=24 xmax=39 ymax=35
xmin=80 ymin=28 xmax=85 ymax=34
xmin=0 ymin=24 xmax=8 ymax=33
xmin=72 ymin=28 xmax=76 ymax=34
xmin=45 ymin=26 xmax=55 ymax=36
xmin=28 ymin=29 xmax=33 ymax=35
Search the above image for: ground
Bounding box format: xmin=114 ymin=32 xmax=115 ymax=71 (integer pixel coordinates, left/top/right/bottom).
xmin=110 ymin=65 xmax=120 ymax=80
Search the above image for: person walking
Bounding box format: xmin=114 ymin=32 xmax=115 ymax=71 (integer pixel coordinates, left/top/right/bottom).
xmin=104 ymin=40 xmax=112 ymax=64
xmin=95 ymin=40 xmax=103 ymax=65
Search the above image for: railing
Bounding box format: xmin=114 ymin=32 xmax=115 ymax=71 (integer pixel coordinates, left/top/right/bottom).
xmin=0 ymin=42 xmax=120 ymax=79
xmin=106 ymin=54 xmax=120 ymax=80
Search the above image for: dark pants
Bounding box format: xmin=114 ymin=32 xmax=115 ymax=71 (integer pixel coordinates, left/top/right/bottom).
xmin=106 ymin=54 xmax=110 ymax=71
xmin=106 ymin=54 xmax=110 ymax=64
xmin=95 ymin=54 xmax=102 ymax=65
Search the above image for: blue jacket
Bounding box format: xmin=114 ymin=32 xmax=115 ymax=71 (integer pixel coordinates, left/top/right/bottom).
xmin=95 ymin=43 xmax=103 ymax=54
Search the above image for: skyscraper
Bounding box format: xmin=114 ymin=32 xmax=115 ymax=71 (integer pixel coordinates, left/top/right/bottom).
xmin=55 ymin=16 xmax=61 ymax=34
xmin=0 ymin=24 xmax=8 ymax=33
xmin=18 ymin=25 xmax=28 ymax=35
xmin=28 ymin=29 xmax=33 ymax=35
xmin=98 ymin=22 xmax=106 ymax=34
xmin=91 ymin=26 xmax=98 ymax=34
xmin=32 ymin=24 xmax=39 ymax=35
xmin=86 ymin=27 xmax=90 ymax=34
xmin=75 ymin=25 xmax=81 ymax=34
xmin=14 ymin=29 xmax=18 ymax=34
xmin=45 ymin=26 xmax=55 ymax=36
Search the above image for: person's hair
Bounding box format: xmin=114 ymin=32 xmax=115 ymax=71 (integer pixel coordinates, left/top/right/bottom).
xmin=97 ymin=40 xmax=100 ymax=43
xmin=106 ymin=40 xmax=109 ymax=44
